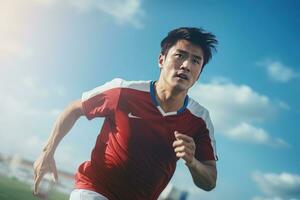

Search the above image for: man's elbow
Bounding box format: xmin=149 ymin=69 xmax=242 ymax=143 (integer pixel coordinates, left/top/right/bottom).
xmin=69 ymin=99 xmax=84 ymax=118
xmin=195 ymin=180 xmax=216 ymax=191
xmin=202 ymin=182 xmax=216 ymax=191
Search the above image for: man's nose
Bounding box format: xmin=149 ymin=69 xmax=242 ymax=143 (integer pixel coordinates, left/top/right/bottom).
xmin=180 ymin=59 xmax=191 ymax=72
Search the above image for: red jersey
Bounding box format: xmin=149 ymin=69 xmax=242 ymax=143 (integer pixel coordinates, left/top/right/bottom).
xmin=75 ymin=78 xmax=217 ymax=200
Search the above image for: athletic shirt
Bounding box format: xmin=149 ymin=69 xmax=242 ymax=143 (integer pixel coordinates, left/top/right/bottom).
xmin=75 ymin=78 xmax=217 ymax=200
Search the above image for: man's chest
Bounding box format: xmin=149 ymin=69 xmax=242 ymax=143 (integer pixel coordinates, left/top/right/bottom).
xmin=114 ymin=95 xmax=205 ymax=152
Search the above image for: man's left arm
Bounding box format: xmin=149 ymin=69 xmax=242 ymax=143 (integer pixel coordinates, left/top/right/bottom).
xmin=173 ymin=131 xmax=217 ymax=191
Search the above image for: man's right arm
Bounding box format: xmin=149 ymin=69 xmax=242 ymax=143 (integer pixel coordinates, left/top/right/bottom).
xmin=33 ymin=99 xmax=84 ymax=195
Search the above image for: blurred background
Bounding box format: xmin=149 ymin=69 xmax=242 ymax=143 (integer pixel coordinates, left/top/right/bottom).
xmin=0 ymin=0 xmax=299 ymax=199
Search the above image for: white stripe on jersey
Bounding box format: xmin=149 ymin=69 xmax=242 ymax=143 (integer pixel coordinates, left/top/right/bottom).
xmin=82 ymin=78 xmax=150 ymax=102
xmin=187 ymin=98 xmax=218 ymax=160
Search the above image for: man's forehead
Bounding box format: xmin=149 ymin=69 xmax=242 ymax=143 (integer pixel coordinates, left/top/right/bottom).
xmin=171 ymin=40 xmax=204 ymax=57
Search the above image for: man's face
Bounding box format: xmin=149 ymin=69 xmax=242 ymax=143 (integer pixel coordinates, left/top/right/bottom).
xmin=158 ymin=39 xmax=204 ymax=92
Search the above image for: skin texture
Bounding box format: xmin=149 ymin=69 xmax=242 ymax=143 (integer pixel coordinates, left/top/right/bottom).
xmin=156 ymin=39 xmax=217 ymax=190
xmin=33 ymin=39 xmax=217 ymax=195
xmin=33 ymin=100 xmax=84 ymax=195
xmin=173 ymin=131 xmax=217 ymax=191
xmin=155 ymin=40 xmax=204 ymax=112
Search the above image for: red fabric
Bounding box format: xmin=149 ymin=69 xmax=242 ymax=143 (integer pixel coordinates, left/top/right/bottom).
xmin=75 ymin=84 xmax=216 ymax=200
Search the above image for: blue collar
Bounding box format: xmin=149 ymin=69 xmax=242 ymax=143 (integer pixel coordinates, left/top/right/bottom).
xmin=150 ymin=81 xmax=188 ymax=115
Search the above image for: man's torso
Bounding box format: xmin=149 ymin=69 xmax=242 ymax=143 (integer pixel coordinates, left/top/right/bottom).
xmin=75 ymin=79 xmax=217 ymax=200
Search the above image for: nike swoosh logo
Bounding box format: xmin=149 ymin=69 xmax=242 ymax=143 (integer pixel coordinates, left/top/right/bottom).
xmin=128 ymin=112 xmax=141 ymax=119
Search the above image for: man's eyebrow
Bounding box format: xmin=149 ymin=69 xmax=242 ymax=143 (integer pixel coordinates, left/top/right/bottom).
xmin=176 ymin=49 xmax=203 ymax=60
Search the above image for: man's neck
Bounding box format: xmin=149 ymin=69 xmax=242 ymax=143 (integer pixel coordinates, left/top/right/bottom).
xmin=154 ymin=80 xmax=187 ymax=113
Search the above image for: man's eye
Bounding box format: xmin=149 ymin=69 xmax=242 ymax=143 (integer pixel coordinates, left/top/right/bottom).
xmin=175 ymin=53 xmax=183 ymax=58
xmin=193 ymin=59 xmax=200 ymax=64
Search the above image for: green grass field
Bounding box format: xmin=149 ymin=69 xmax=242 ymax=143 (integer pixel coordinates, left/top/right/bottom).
xmin=0 ymin=175 xmax=68 ymax=200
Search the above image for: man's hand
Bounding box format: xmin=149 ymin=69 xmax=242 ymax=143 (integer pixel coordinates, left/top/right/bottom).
xmin=32 ymin=100 xmax=83 ymax=195
xmin=33 ymin=152 xmax=58 ymax=195
xmin=172 ymin=131 xmax=196 ymax=166
xmin=173 ymin=131 xmax=217 ymax=191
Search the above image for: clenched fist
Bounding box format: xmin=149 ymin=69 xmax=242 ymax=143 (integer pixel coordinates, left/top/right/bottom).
xmin=173 ymin=131 xmax=196 ymax=166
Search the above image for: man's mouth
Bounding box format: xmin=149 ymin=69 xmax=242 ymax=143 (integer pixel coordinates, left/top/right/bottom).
xmin=176 ymin=73 xmax=188 ymax=80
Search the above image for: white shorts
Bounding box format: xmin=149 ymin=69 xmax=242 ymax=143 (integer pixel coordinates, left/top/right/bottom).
xmin=69 ymin=189 xmax=109 ymax=200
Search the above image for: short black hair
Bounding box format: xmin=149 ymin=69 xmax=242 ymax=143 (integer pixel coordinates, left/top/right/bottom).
xmin=160 ymin=27 xmax=218 ymax=70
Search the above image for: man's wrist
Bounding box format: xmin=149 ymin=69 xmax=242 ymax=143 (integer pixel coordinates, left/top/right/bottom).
xmin=42 ymin=145 xmax=55 ymax=156
xmin=185 ymin=157 xmax=197 ymax=169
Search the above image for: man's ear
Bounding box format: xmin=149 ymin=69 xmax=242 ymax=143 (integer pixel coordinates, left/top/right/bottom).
xmin=158 ymin=54 xmax=165 ymax=69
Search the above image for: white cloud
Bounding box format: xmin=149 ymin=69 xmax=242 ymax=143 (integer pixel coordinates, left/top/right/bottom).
xmin=275 ymin=100 xmax=290 ymax=110
xmin=190 ymin=80 xmax=276 ymax=128
xmin=73 ymin=0 xmax=145 ymax=28
xmin=210 ymin=76 xmax=232 ymax=84
xmin=252 ymin=171 xmax=300 ymax=199
xmin=257 ymin=60 xmax=299 ymax=82
xmin=226 ymin=123 xmax=287 ymax=147
xmin=32 ymin=0 xmax=145 ymax=28
xmin=189 ymin=79 xmax=288 ymax=146
xmin=252 ymin=196 xmax=298 ymax=200
xmin=0 ymin=0 xmax=144 ymax=61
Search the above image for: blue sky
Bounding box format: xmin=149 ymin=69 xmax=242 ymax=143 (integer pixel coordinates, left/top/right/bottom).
xmin=0 ymin=0 xmax=300 ymax=199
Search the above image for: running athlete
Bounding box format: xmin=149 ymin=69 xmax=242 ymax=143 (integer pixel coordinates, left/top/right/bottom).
xmin=33 ymin=27 xmax=218 ymax=200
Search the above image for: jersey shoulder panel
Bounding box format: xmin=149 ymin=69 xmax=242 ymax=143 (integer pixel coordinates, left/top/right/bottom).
xmin=82 ymin=78 xmax=123 ymax=102
xmin=187 ymin=97 xmax=210 ymax=120
xmin=120 ymin=79 xmax=151 ymax=92
xmin=187 ymin=97 xmax=218 ymax=161
xmin=187 ymin=97 xmax=214 ymax=133
xmin=82 ymin=78 xmax=150 ymax=100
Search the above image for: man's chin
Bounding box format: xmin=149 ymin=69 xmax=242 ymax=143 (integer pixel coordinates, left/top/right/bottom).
xmin=172 ymin=82 xmax=190 ymax=92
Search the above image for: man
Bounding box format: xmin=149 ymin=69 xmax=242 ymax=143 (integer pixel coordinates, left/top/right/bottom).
xmin=33 ymin=27 xmax=218 ymax=200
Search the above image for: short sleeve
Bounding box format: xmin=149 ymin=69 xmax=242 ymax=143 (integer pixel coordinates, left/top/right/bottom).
xmin=194 ymin=111 xmax=218 ymax=161
xmin=81 ymin=78 xmax=123 ymax=120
